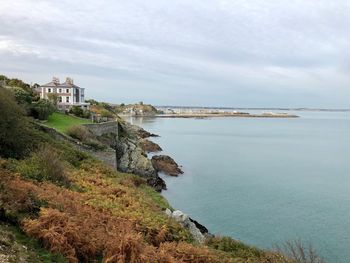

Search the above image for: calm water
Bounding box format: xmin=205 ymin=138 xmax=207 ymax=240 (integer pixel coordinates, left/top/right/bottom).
xmin=127 ymin=111 xmax=350 ymax=262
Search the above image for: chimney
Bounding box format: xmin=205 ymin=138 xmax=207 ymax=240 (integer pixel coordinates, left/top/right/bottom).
xmin=66 ymin=77 xmax=73 ymax=85
xmin=52 ymin=77 xmax=60 ymax=85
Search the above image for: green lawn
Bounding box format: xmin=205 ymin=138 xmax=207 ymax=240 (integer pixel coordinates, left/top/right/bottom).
xmin=45 ymin=112 xmax=91 ymax=133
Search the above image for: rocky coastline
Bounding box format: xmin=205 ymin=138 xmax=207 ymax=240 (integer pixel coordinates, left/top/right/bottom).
xmin=117 ymin=120 xmax=209 ymax=242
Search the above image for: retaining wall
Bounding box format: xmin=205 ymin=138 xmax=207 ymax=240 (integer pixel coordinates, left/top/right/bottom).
xmin=82 ymin=121 xmax=118 ymax=137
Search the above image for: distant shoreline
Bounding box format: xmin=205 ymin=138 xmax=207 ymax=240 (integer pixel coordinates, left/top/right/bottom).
xmin=153 ymin=113 xmax=299 ymax=118
xmin=155 ymin=106 xmax=350 ymax=112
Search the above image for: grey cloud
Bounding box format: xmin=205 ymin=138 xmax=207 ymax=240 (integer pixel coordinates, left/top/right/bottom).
xmin=1 ymin=0 xmax=350 ymax=107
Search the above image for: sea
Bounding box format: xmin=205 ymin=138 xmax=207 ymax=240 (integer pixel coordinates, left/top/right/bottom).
xmin=126 ymin=110 xmax=350 ymax=263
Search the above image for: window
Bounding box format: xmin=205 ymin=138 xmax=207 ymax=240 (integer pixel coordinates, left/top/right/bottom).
xmin=59 ymin=96 xmax=62 ymax=103
xmin=48 ymin=88 xmax=51 ymax=93
xmin=66 ymin=97 xmax=69 ymax=103
xmin=59 ymin=89 xmax=62 ymax=93
xmin=66 ymin=89 xmax=69 ymax=93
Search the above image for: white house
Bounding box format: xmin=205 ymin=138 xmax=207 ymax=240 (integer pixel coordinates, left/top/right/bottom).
xmin=38 ymin=77 xmax=89 ymax=110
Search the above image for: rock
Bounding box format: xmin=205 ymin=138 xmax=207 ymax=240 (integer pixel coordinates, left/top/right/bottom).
xmin=168 ymin=210 xmax=205 ymax=244
xmin=146 ymin=176 xmax=166 ymax=192
xmin=119 ymin=121 xmax=159 ymax=140
xmin=172 ymin=210 xmax=190 ymax=222
xmin=189 ymin=217 xmax=209 ymax=234
xmin=138 ymin=128 xmax=159 ymax=139
xmin=139 ymin=139 xmax=162 ymax=153
xmin=165 ymin=208 xmax=172 ymax=217
xmin=116 ymin=138 xmax=166 ymax=191
xmin=117 ymin=138 xmax=156 ymax=178
xmin=151 ymin=155 xmax=183 ymax=176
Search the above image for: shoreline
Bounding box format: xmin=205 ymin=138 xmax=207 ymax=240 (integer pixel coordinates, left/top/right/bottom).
xmin=120 ymin=113 xmax=299 ymax=119
xmin=153 ymin=113 xmax=299 ymax=118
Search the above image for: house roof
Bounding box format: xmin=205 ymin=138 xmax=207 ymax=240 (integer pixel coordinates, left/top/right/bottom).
xmin=40 ymin=77 xmax=83 ymax=89
xmin=41 ymin=81 xmax=59 ymax=87
xmin=57 ymin=81 xmax=82 ymax=89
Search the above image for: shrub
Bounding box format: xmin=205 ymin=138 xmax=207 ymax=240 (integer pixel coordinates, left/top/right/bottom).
xmin=0 ymin=88 xmax=35 ymax=159
xmin=16 ymin=144 xmax=70 ymax=187
xmin=47 ymin=93 xmax=59 ymax=107
xmin=9 ymin=86 xmax=32 ymax=105
xmin=275 ymin=240 xmax=325 ymax=263
xmin=69 ymin=106 xmax=90 ymax=119
xmin=66 ymin=125 xmax=92 ymax=142
xmin=206 ymin=236 xmax=263 ymax=259
xmin=100 ymin=109 xmax=114 ymax=118
xmin=84 ymin=139 xmax=106 ymax=150
xmin=31 ymin=99 xmax=55 ymax=120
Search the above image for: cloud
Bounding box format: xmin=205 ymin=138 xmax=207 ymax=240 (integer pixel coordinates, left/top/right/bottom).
xmin=0 ymin=0 xmax=350 ymax=107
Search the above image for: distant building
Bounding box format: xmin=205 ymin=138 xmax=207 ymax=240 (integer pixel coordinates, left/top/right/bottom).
xmin=38 ymin=77 xmax=89 ymax=110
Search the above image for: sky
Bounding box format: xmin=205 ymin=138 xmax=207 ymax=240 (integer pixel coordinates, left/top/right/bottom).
xmin=1 ymin=0 xmax=350 ymax=108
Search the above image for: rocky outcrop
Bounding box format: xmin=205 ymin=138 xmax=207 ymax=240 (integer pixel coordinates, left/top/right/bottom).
xmin=151 ymin=155 xmax=183 ymax=176
xmin=146 ymin=176 xmax=167 ymax=192
xmin=116 ymin=138 xmax=166 ymax=191
xmin=165 ymin=209 xmax=205 ymax=244
xmin=139 ymin=139 xmax=162 ymax=153
xmin=189 ymin=218 xmax=209 ymax=235
xmin=138 ymin=128 xmax=159 ymax=139
xmin=117 ymin=138 xmax=155 ymax=177
xmin=119 ymin=121 xmax=159 ymax=139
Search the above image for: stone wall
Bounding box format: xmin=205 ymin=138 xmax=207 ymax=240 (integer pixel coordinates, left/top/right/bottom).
xmin=82 ymin=121 xmax=118 ymax=137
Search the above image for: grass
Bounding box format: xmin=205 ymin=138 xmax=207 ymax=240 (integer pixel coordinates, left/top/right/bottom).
xmin=45 ymin=112 xmax=91 ymax=133
xmin=0 ymin=222 xmax=67 ymax=263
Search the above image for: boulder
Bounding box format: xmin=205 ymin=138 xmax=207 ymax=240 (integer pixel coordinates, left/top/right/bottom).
xmin=138 ymin=128 xmax=159 ymax=139
xmin=146 ymin=176 xmax=166 ymax=192
xmin=165 ymin=208 xmax=172 ymax=217
xmin=166 ymin=210 xmax=205 ymax=244
xmin=151 ymin=155 xmax=183 ymax=176
xmin=139 ymin=139 xmax=162 ymax=153
xmin=189 ymin=218 xmax=209 ymax=234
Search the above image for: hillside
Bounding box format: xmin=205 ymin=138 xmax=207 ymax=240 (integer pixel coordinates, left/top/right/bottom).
xmin=0 ymin=78 xmax=322 ymax=263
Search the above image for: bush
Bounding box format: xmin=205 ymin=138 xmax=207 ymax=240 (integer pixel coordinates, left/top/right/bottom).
xmin=9 ymin=87 xmax=32 ymax=105
xmin=69 ymin=106 xmax=90 ymax=119
xmin=66 ymin=126 xmax=106 ymax=150
xmin=275 ymin=240 xmax=325 ymax=263
xmin=31 ymin=99 xmax=55 ymax=120
xmin=16 ymin=144 xmax=70 ymax=187
xmin=206 ymin=236 xmax=263 ymax=259
xmin=100 ymin=109 xmax=114 ymax=118
xmin=0 ymin=88 xmax=35 ymax=159
xmin=84 ymin=139 xmax=106 ymax=150
xmin=66 ymin=125 xmax=92 ymax=141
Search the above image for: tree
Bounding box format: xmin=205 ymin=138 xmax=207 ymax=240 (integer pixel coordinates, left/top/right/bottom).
xmin=85 ymin=99 xmax=98 ymax=105
xmin=47 ymin=93 xmax=59 ymax=107
xmin=10 ymin=87 xmax=32 ymax=105
xmin=0 ymin=88 xmax=34 ymax=158
xmin=31 ymin=99 xmax=55 ymax=120
xmin=69 ymin=105 xmax=84 ymax=118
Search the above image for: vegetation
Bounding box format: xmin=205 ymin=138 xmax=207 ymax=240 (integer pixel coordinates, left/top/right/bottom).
xmin=69 ymin=105 xmax=90 ymax=119
xmin=66 ymin=125 xmax=106 ymax=150
xmin=275 ymin=240 xmax=325 ymax=263
xmin=114 ymin=102 xmax=159 ymax=115
xmin=47 ymin=93 xmax=59 ymax=107
xmin=31 ymin=99 xmax=56 ymax=120
xmin=0 ymin=76 xmax=323 ymax=263
xmin=14 ymin=144 xmax=71 ymax=187
xmin=45 ymin=112 xmax=91 ymax=133
xmin=0 ymin=88 xmax=36 ymax=159
xmin=0 ymin=222 xmax=67 ymax=262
